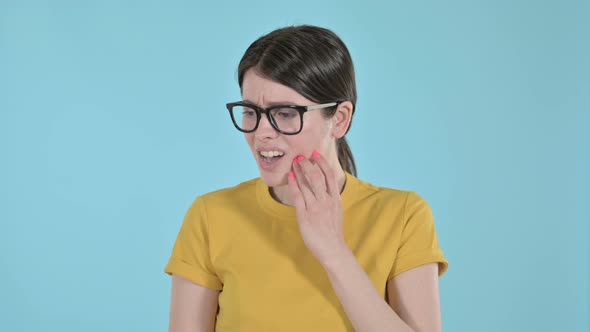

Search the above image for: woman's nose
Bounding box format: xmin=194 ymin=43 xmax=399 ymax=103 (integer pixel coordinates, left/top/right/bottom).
xmin=255 ymin=113 xmax=279 ymax=138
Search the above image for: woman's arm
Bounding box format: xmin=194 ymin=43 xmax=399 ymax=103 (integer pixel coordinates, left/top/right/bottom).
xmin=288 ymin=153 xmax=443 ymax=331
xmin=387 ymin=263 xmax=442 ymax=331
xmin=169 ymin=275 xmax=220 ymax=332
xmin=323 ymin=249 xmax=441 ymax=332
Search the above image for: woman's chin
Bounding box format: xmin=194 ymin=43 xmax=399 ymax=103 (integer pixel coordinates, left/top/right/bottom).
xmin=260 ymin=170 xmax=288 ymax=187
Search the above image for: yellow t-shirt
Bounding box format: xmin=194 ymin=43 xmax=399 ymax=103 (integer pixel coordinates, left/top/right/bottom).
xmin=164 ymin=172 xmax=448 ymax=331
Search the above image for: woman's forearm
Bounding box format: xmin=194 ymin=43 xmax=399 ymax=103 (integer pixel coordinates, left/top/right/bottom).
xmin=321 ymin=247 xmax=413 ymax=332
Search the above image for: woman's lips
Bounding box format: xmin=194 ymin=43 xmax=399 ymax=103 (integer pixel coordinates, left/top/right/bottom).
xmin=257 ymin=153 xmax=287 ymax=171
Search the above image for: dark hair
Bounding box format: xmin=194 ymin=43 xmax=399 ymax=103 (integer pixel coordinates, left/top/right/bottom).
xmin=237 ymin=25 xmax=357 ymax=176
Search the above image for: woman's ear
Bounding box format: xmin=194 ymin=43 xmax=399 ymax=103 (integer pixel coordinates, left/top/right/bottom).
xmin=331 ymin=101 xmax=354 ymax=139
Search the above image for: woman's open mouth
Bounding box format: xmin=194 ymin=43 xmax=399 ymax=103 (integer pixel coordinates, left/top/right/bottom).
xmin=258 ymin=150 xmax=286 ymax=171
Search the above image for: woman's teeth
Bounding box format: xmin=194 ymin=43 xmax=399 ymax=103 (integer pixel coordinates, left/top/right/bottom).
xmin=260 ymin=150 xmax=285 ymax=163
xmin=260 ymin=151 xmax=285 ymax=158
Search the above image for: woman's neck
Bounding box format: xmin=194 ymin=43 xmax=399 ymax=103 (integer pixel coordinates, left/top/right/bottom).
xmin=270 ymin=165 xmax=347 ymax=206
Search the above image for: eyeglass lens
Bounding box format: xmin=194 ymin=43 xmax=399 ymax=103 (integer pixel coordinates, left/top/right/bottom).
xmin=231 ymin=106 xmax=301 ymax=133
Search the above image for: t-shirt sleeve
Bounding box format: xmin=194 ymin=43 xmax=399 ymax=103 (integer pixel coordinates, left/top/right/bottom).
xmin=389 ymin=191 xmax=449 ymax=279
xmin=164 ymin=196 xmax=223 ymax=290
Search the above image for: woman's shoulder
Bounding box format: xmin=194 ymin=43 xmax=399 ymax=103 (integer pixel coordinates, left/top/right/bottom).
xmin=350 ymin=174 xmax=413 ymax=202
xmin=196 ymin=176 xmax=260 ymax=205
xmin=349 ymin=175 xmax=432 ymax=215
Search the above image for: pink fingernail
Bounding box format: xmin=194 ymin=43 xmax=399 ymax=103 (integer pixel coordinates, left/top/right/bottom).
xmin=288 ymin=171 xmax=295 ymax=179
xmin=312 ymin=150 xmax=320 ymax=158
xmin=295 ymin=155 xmax=305 ymax=162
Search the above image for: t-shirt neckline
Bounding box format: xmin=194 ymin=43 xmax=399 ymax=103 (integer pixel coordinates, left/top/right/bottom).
xmin=256 ymin=171 xmax=357 ymax=221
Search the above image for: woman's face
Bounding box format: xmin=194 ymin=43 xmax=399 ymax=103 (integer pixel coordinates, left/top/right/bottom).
xmin=242 ymin=69 xmax=335 ymax=187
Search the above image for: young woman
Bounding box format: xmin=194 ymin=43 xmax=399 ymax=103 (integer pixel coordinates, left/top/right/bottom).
xmin=165 ymin=25 xmax=448 ymax=332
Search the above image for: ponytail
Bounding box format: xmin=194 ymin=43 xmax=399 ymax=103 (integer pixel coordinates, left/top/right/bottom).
xmin=337 ymin=137 xmax=356 ymax=177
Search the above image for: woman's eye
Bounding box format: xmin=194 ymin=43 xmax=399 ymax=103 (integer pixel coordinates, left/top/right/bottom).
xmin=277 ymin=111 xmax=296 ymax=119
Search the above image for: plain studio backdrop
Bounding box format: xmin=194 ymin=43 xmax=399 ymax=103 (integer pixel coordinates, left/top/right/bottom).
xmin=1 ymin=0 xmax=588 ymax=331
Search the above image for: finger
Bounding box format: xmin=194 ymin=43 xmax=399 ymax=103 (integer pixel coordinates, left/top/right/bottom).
xmin=311 ymin=150 xmax=339 ymax=197
xmin=297 ymin=156 xmax=328 ymax=199
xmin=287 ymin=171 xmax=307 ymax=211
xmin=293 ymin=157 xmax=316 ymax=204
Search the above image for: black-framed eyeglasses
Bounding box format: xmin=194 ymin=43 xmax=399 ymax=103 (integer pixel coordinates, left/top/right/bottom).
xmin=226 ymin=101 xmax=340 ymax=135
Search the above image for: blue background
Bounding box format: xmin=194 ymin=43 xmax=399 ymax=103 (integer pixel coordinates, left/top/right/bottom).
xmin=1 ymin=0 xmax=588 ymax=331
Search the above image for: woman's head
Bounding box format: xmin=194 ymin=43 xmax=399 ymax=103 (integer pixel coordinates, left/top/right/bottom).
xmin=234 ymin=25 xmax=357 ymax=186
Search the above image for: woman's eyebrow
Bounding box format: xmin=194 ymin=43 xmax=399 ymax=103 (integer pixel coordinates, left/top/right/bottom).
xmin=243 ymin=99 xmax=299 ymax=107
